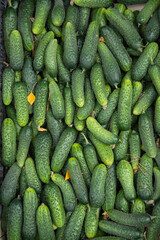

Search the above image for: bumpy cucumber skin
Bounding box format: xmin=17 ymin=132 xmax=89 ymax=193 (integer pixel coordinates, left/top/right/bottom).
xmin=72 ymin=68 xmax=85 ymax=108
xmin=23 ymin=188 xmax=38 ymax=240
xmin=9 ymin=30 xmax=24 ymax=70
xmin=109 ymin=110 xmax=119 ymax=136
xmin=132 ymin=42 xmax=159 ymax=81
xmin=20 ymin=168 xmax=28 ymax=195
xmin=51 ymin=0 xmax=65 ymax=27
xmin=131 ymin=198 xmax=145 ymax=214
xmin=85 ymin=206 xmax=100 ymax=238
xmin=51 ymin=173 xmax=77 ymax=212
xmin=115 ymin=189 xmax=129 ymax=213
xmin=103 ymin=164 xmax=117 ymax=211
xmin=118 ymin=72 xmax=132 ymax=131
xmin=137 ymin=154 xmax=153 ymax=200
xmin=89 ymin=132 xmax=114 ymax=166
xmin=80 ymin=21 xmax=99 ymax=70
xmin=18 ymin=0 xmax=34 ymax=51
xmin=144 ymin=10 xmax=160 ymax=43
xmin=2 ymin=67 xmax=15 ymax=106
xmin=115 ymin=3 xmax=126 ymax=14
xmin=56 ymin=213 xmax=71 ymax=240
xmin=17 ymin=126 xmax=32 ymax=167
xmin=154 ymin=96 xmax=160 ymax=134
xmin=6 ymin=105 xmax=21 ymax=138
xmin=45 ymin=39 xmax=57 ymax=78
xmin=34 ymin=79 xmax=48 ymax=127
xmin=74 ymin=114 xmax=85 ymax=131
xmin=98 ymin=42 xmax=121 ymax=88
xmin=129 ymin=130 xmax=141 ymax=173
xmin=117 ymin=160 xmax=136 ymax=201
xmin=114 ymin=130 xmax=130 ymax=161
xmin=7 ymin=198 xmax=22 ymax=240
xmin=64 ymin=86 xmax=75 ymax=126
xmin=101 ymin=26 xmax=132 ymax=72
xmin=32 ymin=0 xmax=51 ymax=35
xmin=92 ymin=8 xmax=107 ymax=28
xmin=105 ymin=8 xmax=142 ymax=51
xmin=63 ymin=203 xmax=86 ymax=240
xmin=118 ymin=0 xmax=147 ymax=3
xmin=124 ymin=9 xmax=135 ymax=22
xmin=151 ymin=167 xmax=160 ymax=201
xmin=84 ymin=144 xmax=99 ymax=173
xmin=78 ymin=8 xmax=91 ymax=36
xmin=37 ymin=204 xmax=56 ymax=240
xmin=47 ymin=14 xmax=62 ymax=37
xmin=138 ymin=113 xmax=157 ymax=158
xmin=74 ymin=0 xmax=113 ymax=7
xmin=1 ymin=206 xmax=8 ymax=233
xmin=51 ymin=127 xmax=78 ymax=172
xmin=35 ymin=132 xmax=52 ymax=183
xmin=149 ymin=65 xmax=160 ymax=95
xmin=0 ymin=163 xmax=21 ymax=206
xmin=68 ymin=157 xmax=89 ymax=205
xmin=132 ymin=81 xmax=143 ymax=107
xmin=2 ymin=118 xmax=16 ymax=167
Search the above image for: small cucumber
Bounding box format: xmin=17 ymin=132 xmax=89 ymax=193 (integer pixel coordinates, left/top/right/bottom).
xmin=132 ymin=81 xmax=143 ymax=107
xmin=20 ymin=168 xmax=28 ymax=195
xmin=6 ymin=105 xmax=21 ymax=138
xmin=144 ymin=10 xmax=160 ymax=43
xmin=64 ymin=86 xmax=75 ymax=126
xmin=114 ymin=130 xmax=130 ymax=161
xmin=129 ymin=130 xmax=141 ymax=174
xmin=84 ymin=143 xmax=99 ymax=174
xmin=72 ymin=68 xmax=85 ymax=108
xmin=51 ymin=0 xmax=65 ymax=27
xmin=2 ymin=67 xmax=15 ymax=106
xmin=151 ymin=167 xmax=160 ymax=201
xmin=131 ymin=198 xmax=145 ymax=214
xmin=47 ymin=13 xmax=62 ymax=37
xmin=109 ymin=110 xmax=119 ymax=136
xmin=114 ymin=3 xmax=126 ymax=14
xmin=124 ymin=9 xmax=135 ymax=23
xmin=154 ymin=96 xmax=160 ymax=134
xmin=115 ymin=189 xmax=129 ymax=213
xmin=149 ymin=64 xmax=160 ymax=95
xmin=91 ymin=8 xmax=107 ymax=28
xmin=85 ymin=206 xmax=100 ymax=238
xmin=78 ymin=7 xmax=90 ymax=36
xmin=45 ymin=39 xmax=57 ymax=78
xmin=74 ymin=0 xmax=113 ymax=7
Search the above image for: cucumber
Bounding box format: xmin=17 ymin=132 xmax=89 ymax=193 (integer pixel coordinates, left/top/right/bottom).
xmin=20 ymin=168 xmax=28 ymax=195
xmin=56 ymin=213 xmax=71 ymax=240
xmin=115 ymin=189 xmax=129 ymax=213
xmin=2 ymin=67 xmax=15 ymax=106
xmin=103 ymin=164 xmax=117 ymax=211
xmin=35 ymin=132 xmax=52 ymax=183
xmin=101 ymin=26 xmax=132 ymax=72
xmin=85 ymin=237 xmax=127 ymax=240
xmin=23 ymin=188 xmax=38 ymax=240
xmin=114 ymin=130 xmax=130 ymax=161
xmin=3 ymin=6 xmax=17 ymax=58
xmin=7 ymin=198 xmax=22 ymax=240
xmin=16 ymin=126 xmax=32 ymax=167
xmin=98 ymin=42 xmax=121 ymax=88
xmin=149 ymin=65 xmax=160 ymax=95
xmin=51 ymin=127 xmax=78 ymax=172
xmin=132 ymin=42 xmax=159 ymax=81
xmin=77 ymin=78 xmax=95 ymax=120
xmin=90 ymin=63 xmax=108 ymax=107
xmin=154 ymin=96 xmax=160 ymax=134
xmin=117 ymin=160 xmax=136 ymax=201
xmin=64 ymin=86 xmax=75 ymax=126
xmin=124 ymin=9 xmax=135 ymax=23
xmin=85 ymin=206 xmax=100 ymax=238
xmin=74 ymin=118 xmax=86 ymax=133
xmin=37 ymin=204 xmax=56 ymax=240
xmin=132 ymin=81 xmax=143 ymax=107
xmin=72 ymin=68 xmax=85 ymax=108
xmin=74 ymin=0 xmax=113 ymax=7
xmin=99 ymin=220 xmax=143 ymax=239
xmin=34 ymin=79 xmax=48 ymax=127
xmin=1 ymin=206 xmax=8 ymax=233
xmin=9 ymin=30 xmax=24 ymax=70
xmin=0 ymin=163 xmax=21 ymax=206
xmin=44 ymin=39 xmax=57 ymax=78
xmin=42 ymin=182 xmax=65 ymax=228
xmin=93 ymin=101 xmax=102 ymax=118
xmin=151 ymin=167 xmax=160 ymax=201
xmin=155 ymin=148 xmax=160 ymax=169
xmin=51 ymin=0 xmax=65 ymax=27
xmin=80 ymin=21 xmax=99 ymax=70
xmin=51 ymin=173 xmax=77 ymax=212
xmin=118 ymin=0 xmax=147 ymax=3
xmin=129 ymin=130 xmax=141 ymax=174
xmin=33 ymin=28 xmax=47 ymax=56
xmin=105 ymin=8 xmax=142 ymax=51
xmin=47 ymin=13 xmax=62 ymax=38
xmin=136 ymin=0 xmax=160 ymax=25
xmin=89 ymin=132 xmax=114 ymax=166
xmin=131 ymin=198 xmax=145 ymax=214
xmin=84 ymin=143 xmax=99 ymax=173
xmin=63 ymin=22 xmax=78 ymax=70
xmin=137 ymin=153 xmax=153 ymax=200
xmin=6 ymin=105 xmax=21 ymax=138
xmin=138 ymin=113 xmax=157 ymax=158
xmin=2 ymin=118 xmax=16 ymax=167
xmin=127 ymin=47 xmax=141 ymax=57
xmin=32 ymin=0 xmax=51 ymax=34
xmin=91 ymin=8 xmax=107 ymax=28
xmin=18 ymin=0 xmax=34 ymax=51
xmin=63 ymin=203 xmax=86 ymax=240
xmin=78 ymin=7 xmax=90 ymax=36
xmin=49 ymin=80 xmax=65 ymax=120
xmin=109 ymin=110 xmax=119 ymax=136
xmin=98 ymin=88 xmax=120 ymax=126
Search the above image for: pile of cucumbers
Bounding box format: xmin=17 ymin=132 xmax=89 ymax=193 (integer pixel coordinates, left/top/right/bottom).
xmin=1 ymin=0 xmax=160 ymax=239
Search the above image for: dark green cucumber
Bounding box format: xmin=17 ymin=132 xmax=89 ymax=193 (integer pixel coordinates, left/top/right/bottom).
xmin=63 ymin=203 xmax=86 ymax=240
xmin=85 ymin=206 xmax=100 ymax=238
xmin=51 ymin=0 xmax=65 ymax=27
xmin=132 ymin=42 xmax=159 ymax=81
xmin=18 ymin=0 xmax=34 ymax=51
xmin=9 ymin=30 xmax=24 ymax=70
xmin=109 ymin=110 xmax=119 ymax=136
xmin=114 ymin=130 xmax=130 ymax=161
xmin=118 ymin=71 xmax=132 ymax=131
xmin=56 ymin=212 xmax=71 ymax=240
xmin=138 ymin=113 xmax=157 ymax=158
xmin=2 ymin=118 xmax=16 ymax=167
xmin=80 ymin=21 xmax=99 ymax=70
xmin=72 ymin=68 xmax=85 ymax=108
xmin=0 ymin=163 xmax=21 ymax=206
xmin=74 ymin=0 xmax=113 ymax=7
xmin=1 ymin=206 xmax=8 ymax=233
xmin=90 ymin=63 xmax=108 ymax=107
xmin=149 ymin=64 xmax=160 ymax=95
xmin=98 ymin=42 xmax=121 ymax=88
xmin=101 ymin=26 xmax=132 ymax=72
xmin=89 ymin=132 xmax=114 ymax=166
xmin=64 ymin=86 xmax=75 ymax=126
xmin=105 ymin=8 xmax=142 ymax=51
xmin=78 ymin=7 xmax=90 ymax=36
xmin=151 ymin=167 xmax=160 ymax=201
xmin=49 ymin=80 xmax=65 ymax=120
xmin=51 ymin=173 xmax=77 ymax=212
xmin=45 ymin=39 xmax=57 ymax=78
xmin=115 ymin=189 xmax=129 ymax=213
xmin=7 ymin=198 xmax=22 ymax=240
xmin=129 ymin=130 xmax=141 ymax=174
xmin=37 ymin=204 xmax=56 ymax=240
xmin=84 ymin=143 xmax=99 ymax=173
xmin=127 ymin=47 xmax=141 ymax=57
xmin=117 ymin=160 xmax=136 ymax=201
xmin=154 ymin=96 xmax=160 ymax=134
xmin=47 ymin=13 xmax=62 ymax=37
xmin=35 ymin=132 xmax=52 ymax=183
xmin=20 ymin=168 xmax=28 ymax=195
xmin=103 ymin=164 xmax=117 ymax=211
xmin=34 ymin=79 xmax=48 ymax=127
xmin=91 ymin=8 xmax=106 ymax=28
xmin=2 ymin=67 xmax=15 ymax=106
xmin=17 ymin=125 xmax=32 ymax=167
xmin=51 ymin=127 xmax=78 ymax=172
xmin=32 ymin=0 xmax=51 ymax=34
xmin=23 ymin=188 xmax=38 ymax=240
xmin=132 ymin=81 xmax=143 ymax=107
xmin=84 ymin=237 xmax=127 ymax=240
xmin=93 ymin=101 xmax=102 ymax=118
xmin=6 ymin=105 xmax=21 ymax=138
xmin=137 ymin=153 xmax=153 ymax=200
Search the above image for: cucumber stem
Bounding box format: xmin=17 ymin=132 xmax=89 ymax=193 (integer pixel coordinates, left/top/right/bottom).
xmin=8 ymin=0 xmax=12 ymax=7
xmin=81 ymin=132 xmax=89 ymax=145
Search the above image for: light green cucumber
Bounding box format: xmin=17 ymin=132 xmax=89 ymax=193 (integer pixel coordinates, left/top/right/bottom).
xmin=72 ymin=68 xmax=85 ymax=108
xmin=64 ymin=86 xmax=75 ymax=126
xmin=2 ymin=67 xmax=15 ymax=106
xmin=44 ymin=39 xmax=57 ymax=78
xmin=85 ymin=206 xmax=100 ymax=238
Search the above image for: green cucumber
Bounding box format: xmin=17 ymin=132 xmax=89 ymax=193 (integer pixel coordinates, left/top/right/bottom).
xmin=74 ymin=0 xmax=113 ymax=7
xmin=84 ymin=143 xmax=99 ymax=174
xmin=109 ymin=110 xmax=119 ymax=136
xmin=155 ymin=148 xmax=160 ymax=169
xmin=117 ymin=160 xmax=136 ymax=201
xmin=64 ymin=86 xmax=75 ymax=126
xmin=51 ymin=0 xmax=65 ymax=27
xmin=6 ymin=105 xmax=21 ymax=138
xmin=154 ymin=96 xmax=160 ymax=134
xmin=124 ymin=9 xmax=135 ymax=23
xmin=149 ymin=64 xmax=160 ymax=95
xmin=131 ymin=198 xmax=145 ymax=214
xmin=132 ymin=81 xmax=143 ymax=107
xmin=114 ymin=3 xmax=126 ymax=14
xmin=129 ymin=130 xmax=141 ymax=174
xmin=20 ymin=168 xmax=28 ymax=195
xmin=91 ymin=8 xmax=106 ymax=28
xmin=45 ymin=39 xmax=57 ymax=78
xmin=1 ymin=206 xmax=8 ymax=233
xmin=47 ymin=13 xmax=62 ymax=37
xmin=2 ymin=118 xmax=16 ymax=167
xmin=115 ymin=189 xmax=129 ymax=213
xmin=72 ymin=68 xmax=85 ymax=108
xmin=127 ymin=47 xmax=141 ymax=57
xmin=114 ymin=130 xmax=130 ymax=161
xmin=78 ymin=7 xmax=90 ymax=36
xmin=118 ymin=0 xmax=147 ymax=3
xmin=2 ymin=67 xmax=15 ymax=106
xmin=56 ymin=213 xmax=71 ymax=240
xmin=84 ymin=237 xmax=127 ymax=240
xmin=151 ymin=167 xmax=160 ymax=201
xmin=85 ymin=206 xmax=100 ymax=238
xmin=93 ymin=101 xmax=102 ymax=118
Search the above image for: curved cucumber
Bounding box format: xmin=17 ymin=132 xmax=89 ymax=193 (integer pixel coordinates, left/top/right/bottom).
xmin=2 ymin=67 xmax=15 ymax=106
xmin=74 ymin=0 xmax=113 ymax=7
xmin=72 ymin=68 xmax=85 ymax=108
xmin=85 ymin=206 xmax=100 ymax=238
xmin=45 ymin=39 xmax=57 ymax=78
xmin=114 ymin=130 xmax=130 ymax=161
xmin=51 ymin=0 xmax=65 ymax=27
